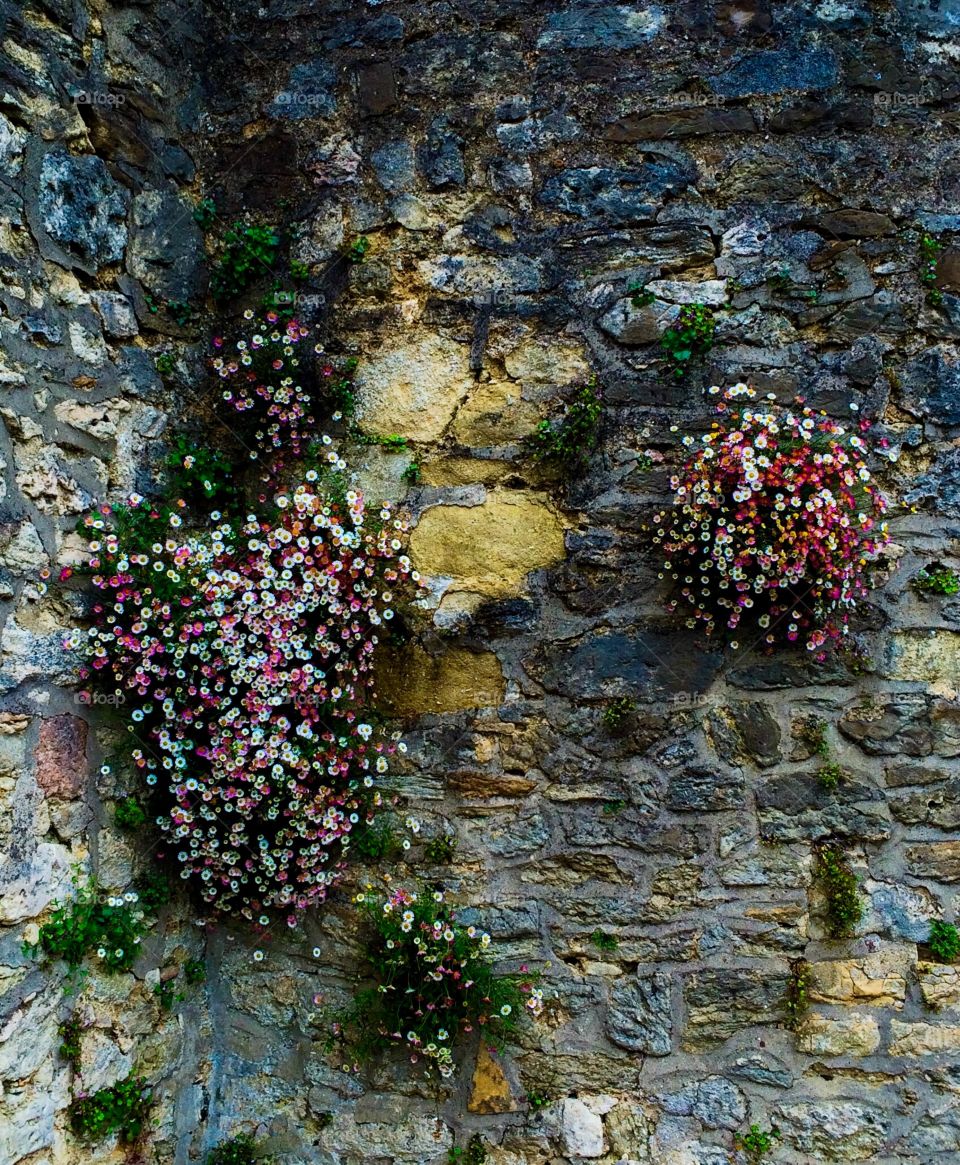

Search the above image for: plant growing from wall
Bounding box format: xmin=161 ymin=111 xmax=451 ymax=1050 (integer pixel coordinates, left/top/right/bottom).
xmin=654 ymin=385 xmax=889 ymax=656
xmin=733 ymin=1124 xmax=781 ymax=1163
xmin=114 ymin=799 xmax=148 ymax=831
xmin=590 ymin=929 xmax=618 ymax=952
xmin=424 ymin=833 xmax=458 ymax=864
xmin=329 ymin=885 xmax=543 ymax=1078
xmin=913 ymin=563 xmax=960 ymax=596
xmin=660 ymin=303 xmax=716 ymax=378
xmin=528 ymin=378 xmax=603 ymax=471
xmin=210 ymin=223 xmax=281 ymax=301
xmin=206 ymin=1132 xmax=272 ymax=1164
xmin=816 ymin=844 xmax=863 ymax=938
xmin=58 ymin=1016 xmax=83 ymax=1071
xmin=602 ymin=696 xmax=636 ymax=733
xmin=783 ymin=958 xmax=810 ymax=1031
xmin=929 ymin=921 xmax=960 ymax=964
xmin=66 ymin=316 xmax=417 ymax=926
xmin=25 ymin=878 xmax=147 ymax=973
xmin=69 ymin=1074 xmax=151 ymax=1142
xmin=919 ymin=232 xmax=944 ymax=306
xmin=449 ymin=1135 xmax=487 ymax=1164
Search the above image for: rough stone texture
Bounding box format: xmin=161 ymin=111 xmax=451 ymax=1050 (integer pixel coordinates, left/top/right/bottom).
xmin=4 ymin=1 xmax=960 ymax=1163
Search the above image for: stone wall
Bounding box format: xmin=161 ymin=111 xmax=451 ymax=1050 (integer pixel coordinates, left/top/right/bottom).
xmin=3 ymin=0 xmax=960 ymax=1162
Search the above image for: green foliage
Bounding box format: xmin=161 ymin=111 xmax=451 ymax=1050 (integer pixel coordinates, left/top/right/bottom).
xmin=734 ymin=1123 xmax=781 ymax=1163
xmin=27 ymin=879 xmax=145 ymax=973
xmin=402 ymin=460 xmax=421 ymax=486
xmin=58 ymin=1016 xmax=83 ymax=1071
xmin=350 ymin=818 xmax=404 ymax=863
xmin=155 ymin=352 xmax=176 ymax=375
xmin=154 ymin=979 xmax=177 ymax=1012
xmin=184 ymin=958 xmax=207 ymax=985
xmin=290 ymin=259 xmax=309 ymax=281
xmin=602 ymin=696 xmax=636 ymax=733
xmin=211 ymin=223 xmax=281 ymax=302
xmin=528 ymin=378 xmax=603 ymax=470
xmin=166 ymin=299 xmax=195 ymax=328
xmin=165 ymin=436 xmax=238 ymax=511
xmin=929 ymin=921 xmax=960 ymax=964
xmin=815 ymin=762 xmax=844 ymax=791
xmin=206 ymin=1132 xmax=270 ymax=1165
xmin=628 ymin=281 xmax=655 ymax=308
xmin=526 ymin=1089 xmax=552 ymax=1109
xmin=660 ymin=303 xmax=716 ymax=378
xmin=349 ymin=236 xmax=371 ymax=263
xmin=590 ymin=929 xmax=618 ymax=952
xmin=914 ymin=564 xmax=960 ymax=595
xmin=135 ymin=868 xmax=173 ymax=915
xmin=602 ymin=799 xmax=626 ymax=816
xmin=114 ymin=799 xmax=148 ymax=831
xmin=316 ymin=1112 xmax=334 ymax=1129
xmin=920 ymin=232 xmax=944 ymax=306
xmin=816 ymin=844 xmax=863 ymax=939
xmin=448 ymin=1134 xmax=487 ymax=1165
xmin=69 ymin=1074 xmax=151 ymax=1142
xmin=194 ymin=198 xmax=217 ymax=230
xmin=332 ymin=886 xmax=541 ymax=1077
xmin=783 ymin=958 xmax=810 ymax=1032
xmin=424 ymin=833 xmax=458 ymax=864
xmin=349 ymin=427 xmax=408 ymax=450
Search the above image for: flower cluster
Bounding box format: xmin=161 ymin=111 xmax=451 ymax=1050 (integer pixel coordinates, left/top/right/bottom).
xmin=212 ymin=311 xmax=317 ymax=460
xmin=69 ymin=438 xmax=416 ymax=923
xmin=654 ymin=385 xmax=889 ymax=655
xmin=331 ymin=886 xmax=543 ymax=1077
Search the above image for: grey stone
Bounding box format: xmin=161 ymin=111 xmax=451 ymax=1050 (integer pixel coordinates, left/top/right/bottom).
xmin=128 ymin=190 xmax=205 ymax=302
xmin=707 ymin=702 xmax=782 ymax=768
xmin=267 ymin=59 xmax=336 ymax=120
xmin=900 ymin=349 xmax=960 ymax=428
xmin=727 ymin=1053 xmax=794 ymax=1089
xmin=709 ymin=45 xmax=839 ymax=98
xmin=775 ymin=1101 xmax=888 ymax=1161
xmin=418 ymin=117 xmax=465 ymax=188
xmin=90 ymin=291 xmax=138 ymax=338
xmin=659 ymin=1076 xmax=746 ymax=1131
xmin=537 ymin=6 xmax=666 ymax=49
xmin=606 ymin=971 xmax=672 ymax=1055
xmin=664 ymin=767 xmax=745 ymax=813
xmin=37 ymin=149 xmax=128 ymax=271
xmin=903 ymin=451 xmax=960 ymax=516
xmin=370 ymin=140 xmax=416 ymax=192
xmin=540 ymin=163 xmax=695 ymax=223
xmin=840 ymin=694 xmax=960 ymax=758
xmin=756 ymin=771 xmax=891 ymax=842
xmin=682 ymin=968 xmax=789 ymax=1049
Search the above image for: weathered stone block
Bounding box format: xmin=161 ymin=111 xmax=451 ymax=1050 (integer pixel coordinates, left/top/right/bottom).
xmin=606 ymin=970 xmax=672 ymax=1055
xmin=797 ymin=1013 xmax=881 ymax=1057
xmin=682 ymin=968 xmax=787 ymax=1050
xmin=807 ymin=947 xmax=911 ymax=1008
xmin=890 ymin=1020 xmax=960 ymax=1056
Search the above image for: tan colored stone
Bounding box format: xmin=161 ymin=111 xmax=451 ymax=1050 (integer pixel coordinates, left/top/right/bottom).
xmin=35 ymin=714 xmax=87 ymax=800
xmin=885 ymin=631 xmax=960 ymax=696
xmin=419 ymin=457 xmax=512 ymax=487
xmin=797 ymin=1013 xmax=881 ymax=1057
xmin=411 ymin=489 xmax=565 ymax=598
xmin=469 ymin=1043 xmax=516 ymax=1114
xmin=890 ymin=1020 xmax=960 ymax=1056
xmin=808 ymin=947 xmax=911 ymax=1008
xmin=378 ymin=645 xmax=505 ymax=716
xmin=503 ymin=337 xmax=591 ymax=386
xmin=451 ymin=381 xmax=540 ymax=446
xmin=906 ymin=841 xmax=960 ymax=883
xmin=447 ymin=770 xmax=537 ymax=797
xmin=917 ymin=961 xmax=960 ymax=1011
xmin=354 ymin=332 xmax=474 ymax=442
